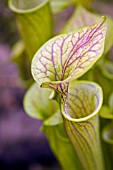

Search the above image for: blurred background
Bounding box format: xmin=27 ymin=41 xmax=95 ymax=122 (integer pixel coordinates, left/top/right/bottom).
xmin=0 ymin=0 xmax=59 ymax=169
xmin=0 ymin=0 xmax=113 ymax=170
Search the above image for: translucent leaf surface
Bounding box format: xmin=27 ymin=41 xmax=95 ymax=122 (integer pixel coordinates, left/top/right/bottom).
xmin=23 ymin=83 xmax=59 ymax=120
xmin=32 ymin=17 xmax=107 ymax=91
xmin=62 ymin=6 xmax=113 ymax=53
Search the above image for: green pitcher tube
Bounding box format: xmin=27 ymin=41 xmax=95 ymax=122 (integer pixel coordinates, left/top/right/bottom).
xmin=61 ymin=81 xmax=105 ymax=170
xmin=8 ymin=0 xmax=53 ymax=62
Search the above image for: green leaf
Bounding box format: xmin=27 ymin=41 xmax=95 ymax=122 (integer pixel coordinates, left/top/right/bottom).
xmin=61 ymin=81 xmax=104 ymax=170
xmin=62 ymin=6 xmax=113 ymax=53
xmin=99 ymin=60 xmax=113 ymax=80
xmin=8 ymin=0 xmax=53 ymax=62
xmin=11 ymin=40 xmax=33 ymax=85
xmin=11 ymin=40 xmax=25 ymax=58
xmin=44 ymin=111 xmax=63 ymax=126
xmin=32 ymin=17 xmax=107 ymax=93
xmin=102 ymin=123 xmax=113 ymax=145
xmin=23 ymin=83 xmax=59 ymax=120
xmin=99 ymin=105 xmax=113 ymax=119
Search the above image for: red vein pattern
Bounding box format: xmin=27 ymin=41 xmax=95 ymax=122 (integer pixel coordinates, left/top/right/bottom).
xmin=62 ymin=81 xmax=104 ymax=170
xmin=65 ymin=82 xmax=98 ymax=119
xmin=64 ymin=116 xmax=104 ymax=170
xmin=32 ymin=17 xmax=107 ymax=90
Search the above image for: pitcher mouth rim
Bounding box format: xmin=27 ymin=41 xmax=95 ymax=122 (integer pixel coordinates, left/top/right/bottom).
xmin=61 ymin=81 xmax=103 ymax=122
xmin=8 ymin=0 xmax=49 ymax=14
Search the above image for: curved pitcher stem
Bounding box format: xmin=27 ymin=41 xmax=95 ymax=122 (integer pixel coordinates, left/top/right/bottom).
xmin=61 ymin=81 xmax=105 ymax=170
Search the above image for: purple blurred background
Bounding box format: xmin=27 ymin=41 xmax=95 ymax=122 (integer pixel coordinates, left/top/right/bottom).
xmin=0 ymin=1 xmax=58 ymax=169
xmin=0 ymin=0 xmax=113 ymax=170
